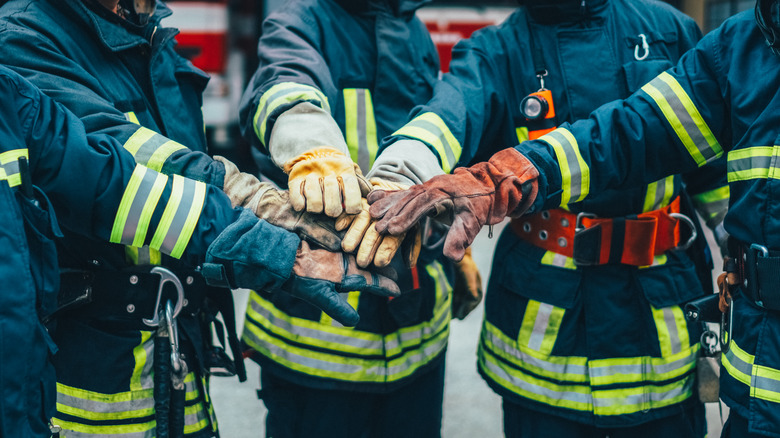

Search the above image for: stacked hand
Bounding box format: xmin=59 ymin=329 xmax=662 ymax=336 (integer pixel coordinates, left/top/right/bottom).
xmin=284 ymin=147 xmax=371 ymax=217
xmin=336 ymin=178 xmax=421 ymax=268
xmin=368 ymin=148 xmax=540 ymax=261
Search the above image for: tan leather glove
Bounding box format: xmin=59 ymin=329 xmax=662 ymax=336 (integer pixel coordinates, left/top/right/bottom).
xmin=452 ymin=247 xmax=483 ymax=320
xmin=284 ymin=147 xmax=371 ymax=217
xmin=335 ymin=178 xmax=421 ymax=268
xmin=216 ymin=156 xmax=343 ymax=251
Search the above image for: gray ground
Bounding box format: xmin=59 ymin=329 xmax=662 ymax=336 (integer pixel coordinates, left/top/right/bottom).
xmin=211 ymin=221 xmax=728 ymax=437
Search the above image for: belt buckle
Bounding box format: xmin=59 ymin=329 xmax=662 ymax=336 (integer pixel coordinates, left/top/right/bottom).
xmin=573 ymin=212 xmax=598 ymax=266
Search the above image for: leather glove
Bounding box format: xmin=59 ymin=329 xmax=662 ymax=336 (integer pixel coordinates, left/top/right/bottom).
xmin=202 ymin=211 xmax=399 ymax=326
xmin=369 ymin=147 xmax=539 ymax=261
xmin=452 ymin=247 xmax=483 ymax=320
xmin=335 ymin=178 xmax=421 ymax=268
xmin=284 ymin=147 xmax=371 ymax=217
xmin=216 ymin=155 xmax=343 ymax=252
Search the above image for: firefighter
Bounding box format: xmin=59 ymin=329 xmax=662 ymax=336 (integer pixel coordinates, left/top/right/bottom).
xmin=0 ymin=0 xmax=355 ymax=436
xmin=0 ymin=64 xmax=398 ymax=438
xmin=371 ymin=1 xmax=780 ymax=436
xmin=237 ymin=0 xmax=481 ymax=436
xmin=368 ymin=0 xmax=730 ymax=436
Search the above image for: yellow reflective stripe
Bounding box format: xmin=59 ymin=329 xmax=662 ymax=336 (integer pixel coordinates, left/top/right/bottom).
xmin=541 ymin=128 xmax=589 ymax=205
xmin=125 ymin=111 xmax=140 ymax=125
xmin=130 ymin=331 xmax=154 ymax=391
xmin=652 ymin=305 xmax=689 ymax=357
xmin=727 ymin=146 xmax=780 ymax=182
xmin=0 ymin=148 xmax=28 ymax=188
xmin=642 ymin=176 xmax=675 ymax=212
xmin=639 ymin=254 xmax=669 ymax=269
xmin=149 ymin=175 xmax=207 ymax=259
xmin=55 ymin=383 xmax=154 ymax=421
xmin=110 ymin=166 xmax=168 ymax=247
xmin=691 ymin=185 xmax=730 ymax=221
xmin=122 ymin=127 xmax=187 ymax=171
xmin=123 ymin=127 xmax=156 ymax=156
xmin=592 ymin=375 xmax=694 ymax=416
xmin=51 ymin=418 xmax=154 ymax=437
xmin=483 ymin=319 xmax=588 ymax=383
xmin=343 ymin=88 xmax=379 ymax=172
xmin=589 ymin=345 xmax=698 ymax=385
xmin=517 ymin=300 xmax=564 ymax=356
xmin=146 ymin=141 xmax=186 ymax=172
xmin=541 ymin=251 xmax=576 ymax=270
xmin=479 ymin=343 xmax=593 ymax=411
xmin=516 ymin=126 xmax=529 ymax=143
xmin=393 ymin=112 xmax=462 ymax=173
xmin=641 ymin=72 xmax=722 ymax=166
xmin=254 ymin=82 xmax=330 ymax=142
xmin=183 ymin=403 xmax=210 ymax=435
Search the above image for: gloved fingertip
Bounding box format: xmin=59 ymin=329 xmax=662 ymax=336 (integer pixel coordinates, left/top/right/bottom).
xmin=366 ymin=190 xmax=388 ymax=204
xmin=335 ymin=311 xmax=360 ymax=327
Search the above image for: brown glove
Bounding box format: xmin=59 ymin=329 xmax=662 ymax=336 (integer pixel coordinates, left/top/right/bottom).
xmin=336 ymin=178 xmax=421 ymax=268
xmin=217 ymin=155 xmax=343 ymax=251
xmin=284 ymin=147 xmax=371 ymax=217
xmin=452 ymin=247 xmax=483 ymax=319
xmin=369 ymin=147 xmax=539 ymax=261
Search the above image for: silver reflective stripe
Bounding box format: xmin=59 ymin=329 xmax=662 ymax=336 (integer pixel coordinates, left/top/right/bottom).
xmin=386 ymin=332 xmax=449 ymax=376
xmin=482 ymin=327 xmax=588 ymax=376
xmin=385 ymin=304 xmax=449 ymax=352
xmin=159 ymin=176 xmax=197 ymax=254
xmin=1 ymin=159 xmax=20 ymax=178
xmin=59 ymin=429 xmax=152 ymax=438
xmin=139 ymin=336 xmax=155 ymax=390
xmin=589 ymin=353 xmax=695 ymax=379
xmin=132 ymin=133 xmax=169 ymax=165
xmin=728 ymin=154 xmax=771 ymax=174
xmin=662 ymin=308 xmax=682 ymax=355
xmin=355 ymin=88 xmax=370 ymax=171
xmin=725 ymin=348 xmax=753 ymax=377
xmin=121 ymin=169 xmax=162 ymax=245
xmin=56 ymin=392 xmax=153 ymax=417
xmin=481 ymin=352 xmax=593 ymax=405
xmin=593 ymin=375 xmax=693 ymax=408
xmin=546 ymin=129 xmax=584 ymax=202
xmin=754 ymin=375 xmax=780 ymax=394
xmin=528 ymin=303 xmax=555 ymax=351
xmin=249 ymin=297 xmax=384 ymax=351
xmin=407 ymin=118 xmax=457 ymax=169
xmin=645 ymin=76 xmax=718 ymax=163
xmin=550 ymin=253 xmax=569 ymax=268
xmin=261 ymin=336 xmax=366 ymax=374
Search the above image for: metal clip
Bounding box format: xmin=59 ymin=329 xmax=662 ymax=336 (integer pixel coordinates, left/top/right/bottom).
xmin=720 ymin=295 xmax=733 ymax=353
xmin=634 ymin=34 xmax=649 ymax=61
xmin=165 ymin=301 xmax=188 ymax=389
xmin=575 ymin=212 xmax=597 ymax=232
xmin=700 ymin=330 xmax=720 ymax=357
xmin=143 ymin=266 xmax=185 ymax=327
xmin=536 ymin=69 xmax=548 ymax=91
xmin=670 ymin=213 xmax=697 ymax=251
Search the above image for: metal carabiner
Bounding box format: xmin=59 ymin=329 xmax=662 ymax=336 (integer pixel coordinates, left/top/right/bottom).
xmin=165 ymin=300 xmax=189 ymax=389
xmin=143 ymin=266 xmax=185 ymax=328
xmin=720 ymin=295 xmax=733 ymax=353
xmin=634 ymin=34 xmax=649 ymax=61
xmin=670 ymin=213 xmax=697 ymax=251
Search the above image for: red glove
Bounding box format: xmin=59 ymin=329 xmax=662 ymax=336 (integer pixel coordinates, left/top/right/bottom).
xmin=368 ymin=148 xmax=539 ymax=261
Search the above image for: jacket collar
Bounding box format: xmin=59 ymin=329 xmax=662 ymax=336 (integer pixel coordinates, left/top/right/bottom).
xmin=524 ymin=0 xmax=608 ymax=25
xmin=336 ymin=0 xmax=431 ymax=18
xmin=57 ymin=0 xmax=172 ymax=51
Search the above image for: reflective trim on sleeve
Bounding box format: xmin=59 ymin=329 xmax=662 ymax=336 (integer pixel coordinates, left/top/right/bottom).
xmin=343 ymin=88 xmax=379 ymax=173
xmin=149 ymin=175 xmax=207 ymax=259
xmin=643 ymin=176 xmax=675 ymax=212
xmin=123 ymin=126 xmax=187 ymax=171
xmin=393 ymin=112 xmax=462 ymax=174
xmin=691 ymin=185 xmax=730 ymax=223
xmin=641 ymin=72 xmax=722 ymax=166
xmin=540 ymin=128 xmax=590 ymax=205
xmin=254 ymin=82 xmax=330 ymax=143
xmin=124 ymin=111 xmax=140 ymax=125
xmin=0 ymin=148 xmax=28 ymax=188
xmin=727 ymin=146 xmax=780 ymax=182
xmin=110 ymin=165 xmax=168 ymax=248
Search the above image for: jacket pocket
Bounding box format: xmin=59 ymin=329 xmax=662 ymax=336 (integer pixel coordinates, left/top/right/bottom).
xmin=493 ymin=234 xmax=582 ymax=310
xmin=635 ymin=250 xmax=704 ymax=308
xmin=622 ymin=59 xmax=673 ymax=93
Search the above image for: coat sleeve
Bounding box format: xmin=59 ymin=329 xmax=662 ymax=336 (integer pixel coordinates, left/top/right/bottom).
xmin=11 ymin=72 xmax=299 ymax=287
xmin=0 ymin=23 xmax=226 ymax=188
xmin=381 ymin=33 xmax=512 ymax=173
xmin=238 ymin=7 xmax=347 ymax=167
xmin=518 ymin=30 xmax=731 ymax=212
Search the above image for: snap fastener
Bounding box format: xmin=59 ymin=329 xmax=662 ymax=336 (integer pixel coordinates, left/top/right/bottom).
xmin=129 ymin=275 xmax=139 ymax=285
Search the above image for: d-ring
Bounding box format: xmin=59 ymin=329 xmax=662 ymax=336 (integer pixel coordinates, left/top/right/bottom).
xmin=670 ymin=213 xmax=697 ymax=251
xmin=634 ymin=34 xmax=649 ymax=61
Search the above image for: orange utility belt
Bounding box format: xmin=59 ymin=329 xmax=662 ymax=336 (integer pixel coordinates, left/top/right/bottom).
xmin=510 ymin=197 xmax=695 ymax=266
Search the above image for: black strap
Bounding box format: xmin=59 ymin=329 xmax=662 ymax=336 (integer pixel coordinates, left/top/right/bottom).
xmin=154 ymin=334 xmax=172 ymax=438
xmin=205 ymin=290 xmax=247 ymax=382
xmin=525 ymin=13 xmax=547 ymax=77
xmin=741 ymin=243 xmax=780 ymax=311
